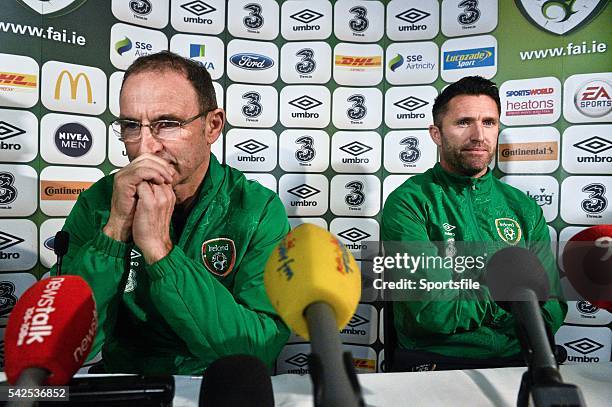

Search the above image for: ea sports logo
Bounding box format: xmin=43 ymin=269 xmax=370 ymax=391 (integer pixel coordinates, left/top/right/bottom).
xmin=575 ymin=80 xmax=612 ymax=118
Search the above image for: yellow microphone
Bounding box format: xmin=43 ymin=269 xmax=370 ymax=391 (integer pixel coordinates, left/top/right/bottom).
xmin=264 ymin=223 xmax=362 ymax=407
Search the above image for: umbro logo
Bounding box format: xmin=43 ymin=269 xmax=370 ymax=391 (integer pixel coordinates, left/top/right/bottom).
xmin=130 ymin=249 xmax=142 ymax=259
xmin=339 ymin=141 xmax=372 ymax=157
xmin=337 ymin=227 xmax=371 ymax=243
xmin=0 ymin=121 xmax=25 ymax=141
xmin=394 ymin=96 xmax=429 ymax=112
xmin=285 ymin=352 xmax=309 ymax=368
xmin=573 ymin=136 xmax=612 ymax=155
xmin=181 ymin=0 xmax=216 ymax=16
xmin=289 ymin=95 xmax=322 ymax=111
xmin=288 ymin=184 xmax=320 ymax=199
xmin=347 ymin=314 xmax=369 ymax=328
xmin=564 ymin=338 xmax=604 ymax=355
xmin=442 ymin=223 xmax=456 ymax=232
xmin=0 ymin=231 xmax=24 ymax=251
xmin=235 ymin=139 xmax=268 ymax=155
xmin=396 ymin=8 xmax=430 ymax=24
xmin=290 ymin=9 xmax=324 ymax=24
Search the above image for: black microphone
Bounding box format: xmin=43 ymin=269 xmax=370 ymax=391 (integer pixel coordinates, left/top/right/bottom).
xmin=486 ymin=246 xmax=585 ymax=407
xmin=199 ymin=355 xmax=274 ymax=407
xmin=54 ymin=231 xmax=70 ymax=276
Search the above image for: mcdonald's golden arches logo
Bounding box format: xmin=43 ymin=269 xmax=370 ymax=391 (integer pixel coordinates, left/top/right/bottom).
xmin=54 ymin=70 xmax=93 ymax=104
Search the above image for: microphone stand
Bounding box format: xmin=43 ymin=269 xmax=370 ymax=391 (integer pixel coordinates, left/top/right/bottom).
xmin=305 ymin=302 xmax=364 ymax=407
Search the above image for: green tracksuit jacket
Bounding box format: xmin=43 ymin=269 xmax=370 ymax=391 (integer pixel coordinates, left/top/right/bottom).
xmin=51 ymin=155 xmax=290 ymax=374
xmin=381 ymin=163 xmax=567 ymax=359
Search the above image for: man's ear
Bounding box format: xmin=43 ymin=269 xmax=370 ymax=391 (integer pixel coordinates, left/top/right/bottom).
xmin=204 ymin=108 xmax=225 ymax=145
xmin=429 ymin=124 xmax=442 ymax=147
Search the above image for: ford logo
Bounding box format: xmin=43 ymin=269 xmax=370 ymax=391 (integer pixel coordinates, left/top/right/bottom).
xmin=230 ymin=53 xmax=274 ymax=70
xmin=44 ymin=236 xmax=55 ymax=250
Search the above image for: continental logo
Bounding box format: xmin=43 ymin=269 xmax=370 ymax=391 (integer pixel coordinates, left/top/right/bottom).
xmin=40 ymin=180 xmax=93 ymax=201
xmin=352 ymin=358 xmax=375 ymax=370
xmin=54 ymin=70 xmax=92 ymax=103
xmin=443 ymin=47 xmax=494 ymax=70
xmin=335 ymin=55 xmax=382 ymax=68
xmin=499 ymin=141 xmax=558 ymax=162
xmin=0 ymin=72 xmax=37 ymax=90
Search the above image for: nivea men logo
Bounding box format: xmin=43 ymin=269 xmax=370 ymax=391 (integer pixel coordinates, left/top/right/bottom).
xmin=55 ymin=123 xmax=92 ymax=158
xmin=0 ymin=121 xmax=25 ymax=151
xmin=290 ymin=9 xmax=323 ymax=31
xmin=341 ymin=313 xmax=369 ymax=336
xmin=581 ymin=183 xmax=607 ymax=217
xmin=346 ymin=94 xmax=367 ymax=122
xmin=289 ymin=95 xmax=322 ymax=119
xmin=235 ymin=139 xmax=268 ymax=162
xmin=0 ymin=231 xmax=24 ymax=252
xmin=130 ymin=0 xmax=152 ymax=16
xmin=338 ymin=227 xmax=371 ymax=251
xmin=181 ymin=0 xmax=215 ymax=24
xmin=0 ymin=172 xmax=18 ymax=206
xmin=340 ymin=141 xmax=372 ymax=164
xmin=576 ymin=301 xmax=599 ymax=315
xmin=458 ymin=0 xmax=481 ymax=26
xmin=243 ymin=3 xmax=264 ymax=30
xmin=295 ymin=136 xmax=315 ymax=163
xmin=526 ymin=188 xmax=554 ymax=207
xmin=564 ymin=338 xmax=604 ymax=362
xmin=0 ymin=282 xmax=17 ymax=317
xmin=229 ymin=53 xmax=274 ymax=71
xmin=394 ymin=96 xmax=428 ymax=119
xmin=573 ymin=136 xmax=612 ymax=164
xmin=349 ymin=6 xmax=369 ymax=34
xmin=285 ymin=352 xmax=309 ymax=368
xmin=295 ymin=48 xmax=316 ymax=76
xmin=399 ymin=137 xmax=421 ymax=165
xmin=396 ymin=8 xmax=430 ymax=31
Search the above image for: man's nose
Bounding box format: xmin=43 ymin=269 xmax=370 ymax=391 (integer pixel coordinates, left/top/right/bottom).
xmin=470 ymin=123 xmax=485 ymax=142
xmin=138 ymin=126 xmax=163 ymax=154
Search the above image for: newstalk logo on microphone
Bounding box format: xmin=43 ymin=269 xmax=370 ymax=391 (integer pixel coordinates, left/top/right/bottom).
xmin=17 ymin=277 xmax=64 ymax=346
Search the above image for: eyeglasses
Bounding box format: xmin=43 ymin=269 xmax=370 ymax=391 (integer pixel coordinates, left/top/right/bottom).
xmin=111 ymin=111 xmax=208 ymax=143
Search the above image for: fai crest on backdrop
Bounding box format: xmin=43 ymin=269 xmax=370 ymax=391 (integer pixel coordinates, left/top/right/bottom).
xmin=202 ymin=238 xmax=236 ymax=277
xmin=515 ymin=0 xmax=608 ymax=36
xmin=495 ymin=218 xmax=522 ymax=245
xmin=17 ymin=0 xmax=88 ymax=16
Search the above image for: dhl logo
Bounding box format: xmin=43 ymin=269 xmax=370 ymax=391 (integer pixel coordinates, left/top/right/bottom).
xmin=54 ymin=70 xmax=93 ymax=103
xmin=0 ymin=72 xmax=37 ymax=88
xmin=352 ymin=358 xmax=376 ymax=370
xmin=335 ymin=56 xmax=382 ymax=67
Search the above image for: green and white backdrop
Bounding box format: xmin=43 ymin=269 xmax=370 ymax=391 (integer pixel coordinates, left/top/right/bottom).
xmin=0 ymin=0 xmax=610 ymax=372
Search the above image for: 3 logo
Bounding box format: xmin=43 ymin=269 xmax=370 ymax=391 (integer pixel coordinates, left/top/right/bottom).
xmin=581 ymin=183 xmax=607 ymax=215
xmin=130 ymin=0 xmax=152 ymax=16
xmin=241 ymin=92 xmax=263 ymax=118
xmin=349 ymin=6 xmax=368 ymax=33
xmin=295 ymin=136 xmax=315 ymax=163
xmin=345 ymin=181 xmax=365 ymax=207
xmin=243 ymin=3 xmax=264 ymax=30
xmin=458 ymin=0 xmax=481 ymax=25
xmin=346 ymin=94 xmax=367 ymax=121
xmin=399 ymin=137 xmax=420 ymax=164
xmin=295 ymin=49 xmax=316 ymax=75
xmin=0 ymin=282 xmax=17 ymax=317
xmin=0 ymin=173 xmax=17 ymax=205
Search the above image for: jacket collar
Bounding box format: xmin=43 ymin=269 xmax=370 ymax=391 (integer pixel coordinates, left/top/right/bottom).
xmin=432 ymin=162 xmax=493 ymax=195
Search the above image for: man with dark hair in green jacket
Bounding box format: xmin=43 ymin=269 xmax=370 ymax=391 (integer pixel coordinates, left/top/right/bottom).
xmin=51 ymin=51 xmax=290 ymax=374
xmin=381 ymin=76 xmax=566 ymax=371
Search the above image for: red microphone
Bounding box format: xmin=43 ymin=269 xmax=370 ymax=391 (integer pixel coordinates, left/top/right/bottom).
xmin=563 ymin=224 xmax=612 ymax=312
xmin=4 ymin=275 xmax=97 ymax=386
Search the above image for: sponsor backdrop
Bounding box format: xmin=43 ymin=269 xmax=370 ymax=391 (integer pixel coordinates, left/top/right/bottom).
xmin=0 ymin=0 xmax=610 ymax=371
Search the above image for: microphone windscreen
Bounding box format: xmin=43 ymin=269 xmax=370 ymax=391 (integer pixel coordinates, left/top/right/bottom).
xmin=485 ymin=246 xmax=550 ymax=307
xmin=4 ymin=275 xmax=97 ymax=385
xmin=563 ymin=224 xmax=612 ymax=309
xmin=199 ymin=355 xmax=273 ymax=407
xmin=264 ymin=223 xmax=361 ymax=340
xmin=53 ymin=231 xmax=70 ymax=257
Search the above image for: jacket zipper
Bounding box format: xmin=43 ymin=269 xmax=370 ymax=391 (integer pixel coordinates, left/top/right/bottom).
xmin=467 ymin=183 xmax=486 ymax=241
